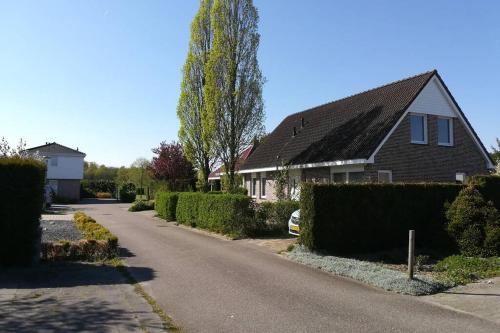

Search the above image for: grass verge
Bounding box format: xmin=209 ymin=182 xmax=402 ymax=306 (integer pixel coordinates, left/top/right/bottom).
xmin=107 ymin=258 xmax=181 ymax=332
xmin=435 ymin=255 xmax=500 ymax=285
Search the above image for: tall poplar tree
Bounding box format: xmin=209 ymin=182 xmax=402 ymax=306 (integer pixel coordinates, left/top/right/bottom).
xmin=205 ymin=0 xmax=265 ymax=189
xmin=177 ymin=0 xmax=215 ymax=191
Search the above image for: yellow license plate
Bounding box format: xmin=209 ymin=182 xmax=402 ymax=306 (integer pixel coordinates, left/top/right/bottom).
xmin=291 ymin=225 xmax=300 ymax=232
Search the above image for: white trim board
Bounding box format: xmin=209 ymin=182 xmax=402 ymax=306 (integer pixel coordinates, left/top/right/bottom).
xmin=238 ymin=159 xmax=369 ymax=174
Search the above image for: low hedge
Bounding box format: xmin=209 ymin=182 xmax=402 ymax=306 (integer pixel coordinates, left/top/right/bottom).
xmin=253 ymin=200 xmax=300 ymax=235
xmin=0 ymin=158 xmax=46 ymax=266
xmin=42 ymin=212 xmax=118 ymax=261
xmin=300 ymin=183 xmax=463 ymax=255
xmin=155 ymin=192 xmax=179 ymax=220
xmin=129 ymin=200 xmax=155 ymax=212
xmin=176 ymin=192 xmax=252 ymax=237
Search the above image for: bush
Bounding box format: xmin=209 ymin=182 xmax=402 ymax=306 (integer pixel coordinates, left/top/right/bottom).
xmin=41 ymin=212 xmax=118 ymax=261
xmin=128 ymin=200 xmax=155 ymax=212
xmin=0 ymin=158 xmax=46 ymax=266
xmin=229 ymin=187 xmax=248 ymax=195
xmin=435 ymin=255 xmax=500 ymax=284
xmin=176 ymin=192 xmax=253 ymax=237
xmin=96 ymin=192 xmax=112 ymax=199
xmin=119 ymin=183 xmax=136 ymax=203
xmin=80 ymin=179 xmax=116 ymax=198
xmin=470 ymin=175 xmax=500 ymax=212
xmin=154 ymin=192 xmax=179 ymax=220
xmin=300 ymin=183 xmax=463 ymax=255
xmin=446 ymin=185 xmax=500 ymax=257
xmin=253 ymin=200 xmax=299 ymax=235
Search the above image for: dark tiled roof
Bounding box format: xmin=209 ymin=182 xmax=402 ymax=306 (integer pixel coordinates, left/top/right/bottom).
xmin=240 ymin=70 xmax=436 ymax=170
xmin=27 ymin=142 xmax=86 ymax=156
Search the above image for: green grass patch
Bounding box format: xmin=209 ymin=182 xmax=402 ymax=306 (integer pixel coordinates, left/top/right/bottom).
xmin=435 ymin=255 xmax=500 ymax=285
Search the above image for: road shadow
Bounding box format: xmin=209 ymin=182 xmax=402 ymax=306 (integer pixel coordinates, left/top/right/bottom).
xmin=0 ymin=294 xmax=149 ymax=333
xmin=0 ymin=261 xmax=155 ymax=289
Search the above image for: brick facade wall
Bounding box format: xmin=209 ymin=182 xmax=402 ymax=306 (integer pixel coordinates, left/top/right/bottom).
xmin=365 ymin=114 xmax=489 ymax=182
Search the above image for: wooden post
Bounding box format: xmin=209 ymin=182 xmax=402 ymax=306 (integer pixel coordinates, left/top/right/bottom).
xmin=408 ymin=230 xmax=415 ymax=280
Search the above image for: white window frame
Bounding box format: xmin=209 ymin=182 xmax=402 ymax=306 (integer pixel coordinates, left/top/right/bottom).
xmin=410 ymin=113 xmax=428 ymax=144
xmin=437 ymin=116 xmax=454 ymax=146
xmin=260 ymin=176 xmax=267 ymax=198
xmin=251 ymin=178 xmax=257 ymax=198
xmin=378 ymin=170 xmax=393 ymax=183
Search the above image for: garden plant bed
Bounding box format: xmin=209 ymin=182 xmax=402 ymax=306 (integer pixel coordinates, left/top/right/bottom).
xmin=287 ymin=246 xmax=453 ymax=295
xmin=41 ymin=212 xmax=118 ymax=261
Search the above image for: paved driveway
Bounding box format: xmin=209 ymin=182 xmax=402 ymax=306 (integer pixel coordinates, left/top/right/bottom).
xmin=71 ymin=200 xmax=500 ymax=333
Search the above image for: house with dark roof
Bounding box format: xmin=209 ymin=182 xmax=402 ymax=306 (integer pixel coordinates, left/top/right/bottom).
xmin=27 ymin=142 xmax=86 ymax=201
xmin=208 ymin=145 xmax=255 ymax=191
xmin=239 ymin=70 xmax=495 ymax=202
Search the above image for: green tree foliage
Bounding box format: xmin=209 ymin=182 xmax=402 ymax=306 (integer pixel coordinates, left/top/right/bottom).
xmin=84 ymin=161 xmax=118 ymax=181
xmin=446 ymin=185 xmax=500 ymax=257
xmin=205 ymin=0 xmax=265 ymax=190
xmin=177 ymin=0 xmax=216 ymax=191
xmin=274 ymin=162 xmax=290 ymax=201
xmin=491 ymin=138 xmax=500 ymax=175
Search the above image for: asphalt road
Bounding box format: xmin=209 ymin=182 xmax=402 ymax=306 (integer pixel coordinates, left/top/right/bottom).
xmin=72 ymin=200 xmax=500 ymax=333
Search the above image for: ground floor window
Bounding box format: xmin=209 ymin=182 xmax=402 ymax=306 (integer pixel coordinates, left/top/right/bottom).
xmin=252 ymin=178 xmax=257 ymax=197
xmin=261 ymin=177 xmax=266 ymax=198
xmin=377 ymin=170 xmax=392 ymax=183
xmin=332 ymin=173 xmax=347 ymax=184
xmin=348 ymin=172 xmax=364 ymax=183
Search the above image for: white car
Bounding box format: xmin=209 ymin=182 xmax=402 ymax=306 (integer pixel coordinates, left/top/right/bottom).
xmin=288 ymin=209 xmax=300 ymax=236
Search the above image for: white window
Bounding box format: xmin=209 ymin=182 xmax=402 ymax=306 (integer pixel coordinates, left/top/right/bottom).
xmin=378 ymin=170 xmax=392 ymax=183
xmin=456 ymin=172 xmax=466 ymax=184
xmin=261 ymin=177 xmax=266 ymax=198
xmin=251 ymin=178 xmax=257 ymax=197
xmin=410 ymin=114 xmax=427 ymax=144
xmin=438 ymin=117 xmax=453 ymax=146
xmin=50 ymin=157 xmax=58 ymax=166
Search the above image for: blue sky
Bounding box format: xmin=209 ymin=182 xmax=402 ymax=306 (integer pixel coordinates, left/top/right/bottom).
xmin=1 ymin=0 xmax=499 ymax=166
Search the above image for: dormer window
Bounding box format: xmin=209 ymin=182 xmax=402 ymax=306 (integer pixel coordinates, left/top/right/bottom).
xmin=292 ymin=127 xmax=297 ymax=137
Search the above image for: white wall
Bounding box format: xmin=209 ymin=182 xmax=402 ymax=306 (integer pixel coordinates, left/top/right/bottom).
xmin=407 ymin=77 xmax=456 ymax=117
xmin=46 ymin=156 xmax=84 ymax=180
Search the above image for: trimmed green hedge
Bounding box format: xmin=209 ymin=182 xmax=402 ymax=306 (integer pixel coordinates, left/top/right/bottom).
xmin=300 ymin=183 xmax=463 ymax=255
xmin=0 ymin=158 xmax=46 ymax=265
xmin=155 ymin=192 xmax=179 ymax=220
xmin=176 ymin=192 xmax=252 ymax=237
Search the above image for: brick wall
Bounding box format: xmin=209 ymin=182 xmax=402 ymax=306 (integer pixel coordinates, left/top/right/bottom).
xmin=365 ymin=114 xmax=489 ymax=182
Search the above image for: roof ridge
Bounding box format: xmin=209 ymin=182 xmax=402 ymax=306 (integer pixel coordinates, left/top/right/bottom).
xmin=287 ymin=69 xmax=437 ymax=118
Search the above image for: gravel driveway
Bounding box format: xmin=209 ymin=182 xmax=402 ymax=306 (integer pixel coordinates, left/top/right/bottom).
xmin=41 ymin=214 xmax=83 ymax=242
